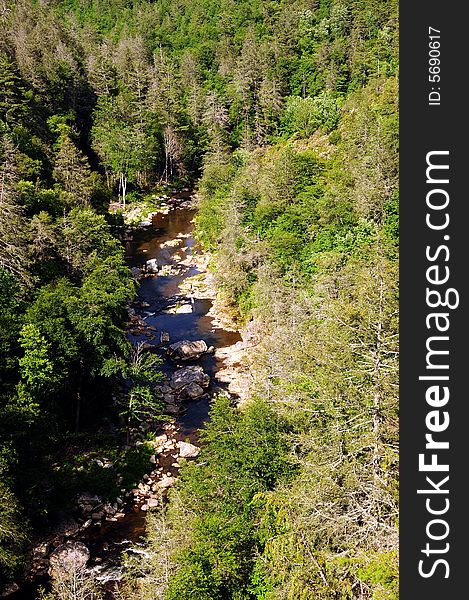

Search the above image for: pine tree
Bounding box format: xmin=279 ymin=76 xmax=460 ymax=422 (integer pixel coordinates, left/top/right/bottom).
xmin=52 ymin=134 xmax=93 ymax=206
xmin=0 ymin=53 xmax=30 ymax=128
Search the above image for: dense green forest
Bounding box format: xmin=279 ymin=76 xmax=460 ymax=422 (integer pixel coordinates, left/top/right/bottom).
xmin=0 ymin=0 xmax=398 ymax=598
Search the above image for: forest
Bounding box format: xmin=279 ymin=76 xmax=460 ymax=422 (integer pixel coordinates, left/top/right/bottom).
xmin=0 ymin=0 xmax=398 ymax=598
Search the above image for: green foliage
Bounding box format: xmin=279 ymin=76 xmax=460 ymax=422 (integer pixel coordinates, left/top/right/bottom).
xmin=62 ymin=207 xmax=124 ymax=274
xmin=92 ymin=96 xmax=159 ymax=196
xmin=70 ymin=255 xmax=134 ymax=371
xmin=163 ymin=6 xmax=399 ymax=598
xmin=0 ymin=471 xmax=28 ymax=580
xmin=119 ymin=344 xmax=165 ymax=442
xmin=118 ymin=442 xmax=157 ymax=490
xmin=52 ymin=133 xmax=94 ymax=206
xmin=195 ymin=162 xmax=236 ymax=249
xmin=357 ymin=552 xmax=399 ymax=599
xmin=282 ymin=91 xmax=342 ymax=137
xmin=383 ymin=188 xmax=399 ymax=246
xmin=119 ymin=385 xmax=164 ymax=424
xmin=18 ymin=324 xmax=57 ymax=390
xmin=165 ymin=396 xmax=295 ymax=599
xmin=18 ymin=250 xmax=133 ymax=417
xmin=18 ymin=181 xmax=62 ymax=216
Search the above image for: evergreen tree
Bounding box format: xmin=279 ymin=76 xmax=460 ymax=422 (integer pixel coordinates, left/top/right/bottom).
xmin=52 ymin=134 xmax=93 ymax=205
xmin=0 ymin=53 xmax=31 ymax=128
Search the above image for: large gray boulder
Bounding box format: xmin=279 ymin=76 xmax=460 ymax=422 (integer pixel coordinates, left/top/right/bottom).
xmin=167 ymin=340 xmax=208 ymax=361
xmin=170 ymin=366 xmax=210 ymax=391
xmin=49 ymin=542 xmax=90 ymax=575
xmin=181 ymin=382 xmax=205 ymax=399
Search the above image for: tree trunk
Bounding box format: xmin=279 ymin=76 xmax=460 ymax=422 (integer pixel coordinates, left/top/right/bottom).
xmin=75 ymin=388 xmax=81 ymax=433
xmin=121 ymin=173 xmax=127 ymax=208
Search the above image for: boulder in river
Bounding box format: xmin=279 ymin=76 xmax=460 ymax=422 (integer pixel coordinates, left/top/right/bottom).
xmin=49 ymin=542 xmax=90 ymax=575
xmin=170 ymin=366 xmax=210 ymax=391
xmin=180 ymin=382 xmax=204 ymax=399
xmin=177 ymin=441 xmax=200 ymax=458
xmin=175 ymin=303 xmax=192 ymax=314
xmin=167 ymin=340 xmax=208 ymax=361
xmin=145 ymin=258 xmax=158 ymax=273
xmin=141 ymin=342 xmax=157 ymax=352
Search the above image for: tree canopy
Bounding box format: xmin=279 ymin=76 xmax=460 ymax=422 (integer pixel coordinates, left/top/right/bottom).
xmin=0 ymin=0 xmax=398 ymax=596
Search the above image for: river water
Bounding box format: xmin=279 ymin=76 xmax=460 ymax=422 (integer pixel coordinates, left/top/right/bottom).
xmin=7 ymin=202 xmax=241 ymax=599
xmin=125 ymin=206 xmax=240 ymax=439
